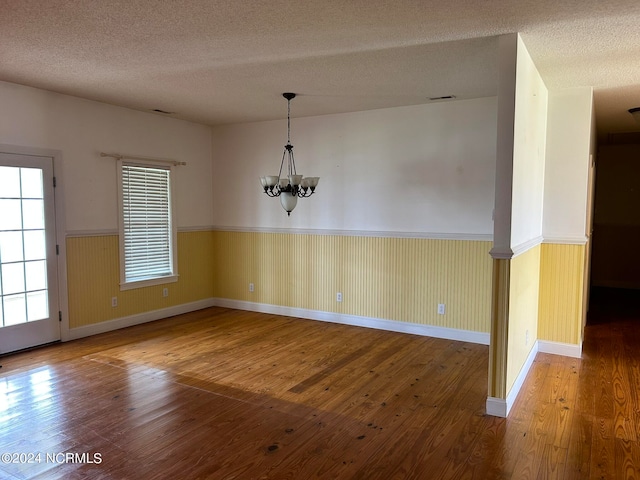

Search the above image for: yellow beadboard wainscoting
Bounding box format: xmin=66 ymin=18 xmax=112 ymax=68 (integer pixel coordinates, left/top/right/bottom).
xmin=506 ymin=244 xmax=541 ymax=393
xmin=487 ymin=242 xmax=586 ymax=417
xmin=488 ymin=258 xmax=511 ymax=401
xmin=66 ymin=230 xmax=215 ymax=328
xmin=66 ymin=230 xmax=584 ymax=351
xmin=212 ymin=231 xmax=493 ymax=333
xmin=538 ymin=243 xmax=586 ymax=345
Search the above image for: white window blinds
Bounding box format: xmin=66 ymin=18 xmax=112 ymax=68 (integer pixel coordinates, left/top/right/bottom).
xmin=121 ymin=164 xmax=174 ymax=283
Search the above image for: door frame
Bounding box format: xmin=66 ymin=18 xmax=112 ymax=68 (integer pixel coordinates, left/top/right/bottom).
xmin=582 ymin=153 xmax=596 ymax=333
xmin=0 ymin=143 xmax=69 ymax=343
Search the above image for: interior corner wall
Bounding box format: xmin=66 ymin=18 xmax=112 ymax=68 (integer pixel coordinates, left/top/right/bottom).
xmin=211 ymin=98 xmax=498 ymax=335
xmin=0 ymin=81 xmax=213 ymax=232
xmin=0 ymin=80 xmax=215 ymax=332
xmin=542 ymin=87 xmax=593 ymax=241
xmin=539 ymin=87 xmax=593 ymax=346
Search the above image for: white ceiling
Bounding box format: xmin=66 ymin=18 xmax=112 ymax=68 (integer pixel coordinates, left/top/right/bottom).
xmin=2 ymin=0 xmax=640 ymax=136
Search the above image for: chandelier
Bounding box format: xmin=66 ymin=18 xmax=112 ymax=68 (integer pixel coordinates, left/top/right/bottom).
xmin=260 ymin=93 xmax=319 ymax=216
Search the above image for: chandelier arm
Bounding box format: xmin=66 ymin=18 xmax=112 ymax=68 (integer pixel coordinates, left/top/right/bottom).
xmin=278 ymin=147 xmax=287 ymax=181
xmin=287 ymin=147 xmax=297 ymax=177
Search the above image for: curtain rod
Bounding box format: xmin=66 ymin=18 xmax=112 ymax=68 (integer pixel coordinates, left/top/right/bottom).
xmin=100 ymin=152 xmax=187 ymax=166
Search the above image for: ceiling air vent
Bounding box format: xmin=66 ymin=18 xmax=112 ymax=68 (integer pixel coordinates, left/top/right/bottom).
xmin=428 ymin=95 xmax=456 ymax=101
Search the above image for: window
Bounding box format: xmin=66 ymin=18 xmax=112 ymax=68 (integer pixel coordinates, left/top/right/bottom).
xmin=118 ymin=161 xmax=177 ymax=289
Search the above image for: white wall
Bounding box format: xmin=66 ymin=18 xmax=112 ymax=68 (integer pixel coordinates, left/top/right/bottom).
xmin=543 ymin=87 xmax=593 ymax=241
xmin=510 ymin=35 xmax=548 ymax=249
xmin=0 ymin=79 xmax=498 ymax=238
xmin=212 ymin=97 xmax=497 ymax=235
xmin=491 ymin=34 xmax=517 ymax=257
xmin=0 ymin=81 xmax=213 ymax=232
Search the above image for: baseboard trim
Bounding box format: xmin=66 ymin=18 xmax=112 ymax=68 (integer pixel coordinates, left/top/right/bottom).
xmin=66 ymin=297 xmax=491 ymax=346
xmin=67 ymin=298 xmax=216 ymax=340
xmin=485 ymin=397 xmax=508 ymax=417
xmin=213 ymin=298 xmax=490 ymax=345
xmin=537 ymin=340 xmax=582 ymax=358
xmin=486 ymin=340 xmax=539 ymax=417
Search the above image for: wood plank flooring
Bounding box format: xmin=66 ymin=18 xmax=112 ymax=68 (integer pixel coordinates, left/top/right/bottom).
xmin=0 ymin=304 xmax=639 ymax=479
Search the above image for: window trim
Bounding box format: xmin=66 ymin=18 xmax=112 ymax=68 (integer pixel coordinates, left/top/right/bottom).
xmin=117 ymin=159 xmax=178 ymax=291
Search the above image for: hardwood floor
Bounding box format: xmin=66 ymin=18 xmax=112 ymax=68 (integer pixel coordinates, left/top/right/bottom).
xmin=1 ymin=304 xmax=639 ymax=479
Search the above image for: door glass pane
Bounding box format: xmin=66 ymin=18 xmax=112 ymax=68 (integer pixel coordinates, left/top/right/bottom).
xmin=25 ymin=261 xmax=47 ymax=291
xmin=21 ymin=168 xmax=43 ymax=198
xmin=0 ymin=166 xmax=50 ymax=328
xmin=0 ymin=231 xmax=24 ymax=263
xmin=22 ymin=200 xmax=44 ymax=229
xmin=23 ymin=230 xmax=46 ymax=261
xmin=27 ymin=291 xmax=48 ymax=321
xmin=0 ymin=167 xmax=20 ymax=198
xmin=0 ymin=199 xmax=22 ymax=230
xmin=4 ymin=294 xmax=26 ymax=326
xmin=2 ymin=263 xmax=25 ymax=295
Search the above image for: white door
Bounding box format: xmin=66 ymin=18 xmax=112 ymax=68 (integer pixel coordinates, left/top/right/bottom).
xmin=0 ymin=153 xmax=60 ymax=353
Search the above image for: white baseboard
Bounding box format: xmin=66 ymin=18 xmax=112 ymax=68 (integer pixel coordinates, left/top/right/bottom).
xmin=67 ymin=298 xmax=216 ymax=340
xmin=485 ymin=396 xmax=508 ymax=417
xmin=486 ymin=339 xmax=539 ymax=417
xmin=537 ymin=340 xmax=582 ymax=358
xmin=213 ymin=298 xmax=490 ymax=345
xmin=66 ymin=297 xmax=490 ymax=346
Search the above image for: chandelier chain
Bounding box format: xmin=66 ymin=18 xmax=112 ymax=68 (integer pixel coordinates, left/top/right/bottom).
xmin=287 ymin=97 xmax=291 ymax=144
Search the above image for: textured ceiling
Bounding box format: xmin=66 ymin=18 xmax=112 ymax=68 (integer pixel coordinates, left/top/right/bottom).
xmin=1 ymin=0 xmax=639 ymax=136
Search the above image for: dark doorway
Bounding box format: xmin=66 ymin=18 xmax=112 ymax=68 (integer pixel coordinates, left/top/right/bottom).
xmin=588 ymin=138 xmax=640 ymax=323
xmin=587 ymin=286 xmax=640 ymax=325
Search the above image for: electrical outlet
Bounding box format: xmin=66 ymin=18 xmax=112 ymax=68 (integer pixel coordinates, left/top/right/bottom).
xmin=336 ymin=292 xmax=343 ymax=302
xmin=249 ymin=283 xmax=254 ymax=292
xmin=111 ymin=297 xmax=118 ymax=307
xmin=437 ymin=303 xmax=445 ymax=315
xmin=162 ymin=288 xmax=169 ymax=297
